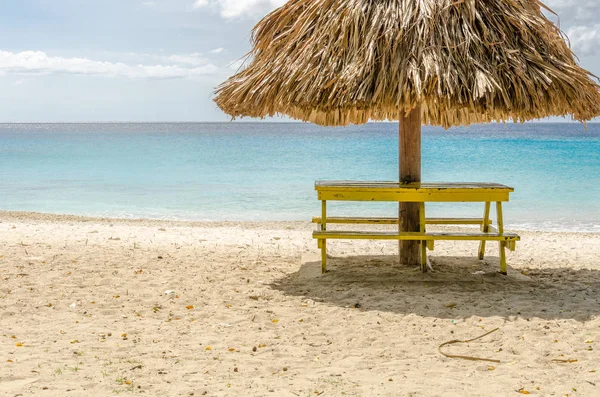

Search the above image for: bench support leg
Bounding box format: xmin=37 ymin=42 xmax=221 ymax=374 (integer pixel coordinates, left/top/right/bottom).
xmin=321 ymin=240 xmax=327 ymax=274
xmin=499 ymin=241 xmax=507 ymax=275
xmin=478 ymin=202 xmax=491 ymax=260
xmin=496 ymin=202 xmax=507 ymax=275
xmin=321 ymin=200 xmax=327 ymax=273
xmin=420 ymin=242 xmax=428 ymax=272
xmin=419 ymin=202 xmax=428 ymax=272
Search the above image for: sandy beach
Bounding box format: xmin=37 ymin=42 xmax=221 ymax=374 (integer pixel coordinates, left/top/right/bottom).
xmin=1 ymin=211 xmax=599 ymax=396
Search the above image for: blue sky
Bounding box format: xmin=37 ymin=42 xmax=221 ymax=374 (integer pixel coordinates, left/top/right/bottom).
xmin=0 ymin=0 xmax=598 ymax=122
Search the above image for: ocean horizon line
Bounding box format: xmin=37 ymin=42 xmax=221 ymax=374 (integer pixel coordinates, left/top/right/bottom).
xmin=1 ymin=120 xmax=598 ymax=125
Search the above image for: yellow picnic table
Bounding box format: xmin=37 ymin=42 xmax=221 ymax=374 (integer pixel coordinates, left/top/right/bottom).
xmin=313 ymin=181 xmax=520 ymax=274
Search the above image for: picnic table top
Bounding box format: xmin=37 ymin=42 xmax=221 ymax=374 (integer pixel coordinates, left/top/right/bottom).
xmin=315 ymin=181 xmax=513 ymax=191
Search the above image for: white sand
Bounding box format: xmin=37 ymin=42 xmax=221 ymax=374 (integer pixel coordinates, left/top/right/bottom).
xmin=1 ymin=211 xmax=599 ymax=396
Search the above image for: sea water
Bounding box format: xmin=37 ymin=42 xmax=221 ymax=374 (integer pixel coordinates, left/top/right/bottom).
xmin=1 ymin=122 xmax=599 ymax=232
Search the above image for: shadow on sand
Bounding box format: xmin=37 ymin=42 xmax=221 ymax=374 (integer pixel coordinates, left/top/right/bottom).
xmin=270 ymin=254 xmax=600 ymax=321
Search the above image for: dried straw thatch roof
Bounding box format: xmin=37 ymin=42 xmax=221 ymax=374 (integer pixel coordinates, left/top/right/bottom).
xmin=214 ymin=0 xmax=600 ymax=128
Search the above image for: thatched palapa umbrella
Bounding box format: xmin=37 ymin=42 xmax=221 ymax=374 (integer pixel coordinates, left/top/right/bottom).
xmin=214 ymin=0 xmax=600 ymax=266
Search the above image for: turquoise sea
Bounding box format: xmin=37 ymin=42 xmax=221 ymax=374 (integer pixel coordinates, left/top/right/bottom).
xmin=0 ymin=122 xmax=599 ymax=232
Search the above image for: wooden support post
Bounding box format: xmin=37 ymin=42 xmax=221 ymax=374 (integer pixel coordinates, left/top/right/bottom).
xmin=399 ymin=104 xmax=422 ymax=266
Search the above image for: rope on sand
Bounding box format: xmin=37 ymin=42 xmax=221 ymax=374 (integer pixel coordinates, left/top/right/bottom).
xmin=439 ymin=327 xmax=501 ymax=363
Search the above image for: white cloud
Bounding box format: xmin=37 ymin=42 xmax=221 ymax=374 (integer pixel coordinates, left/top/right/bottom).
xmin=167 ymin=52 xmax=208 ymax=66
xmin=0 ymin=50 xmax=220 ymax=80
xmin=210 ymin=47 xmax=224 ymax=54
xmin=567 ymin=24 xmax=600 ymax=56
xmin=193 ymin=0 xmax=209 ymax=8
xmin=193 ymin=0 xmax=286 ymax=19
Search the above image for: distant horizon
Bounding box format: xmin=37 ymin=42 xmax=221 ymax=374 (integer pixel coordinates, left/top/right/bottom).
xmin=1 ymin=120 xmax=598 ymax=125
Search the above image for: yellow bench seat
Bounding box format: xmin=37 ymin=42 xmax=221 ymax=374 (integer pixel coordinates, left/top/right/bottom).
xmin=313 ymin=230 xmax=520 ymax=274
xmin=312 ymin=216 xmax=491 ymax=225
xmin=312 ymin=230 xmax=520 ymax=243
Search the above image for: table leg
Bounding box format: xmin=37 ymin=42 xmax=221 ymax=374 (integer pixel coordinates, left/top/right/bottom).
xmin=321 ymin=200 xmax=327 ymax=273
xmin=419 ymin=202 xmax=427 ymax=272
xmin=321 ymin=240 xmax=327 ymax=274
xmin=496 ymin=202 xmax=507 ymax=275
xmin=478 ymin=202 xmax=491 ymax=259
